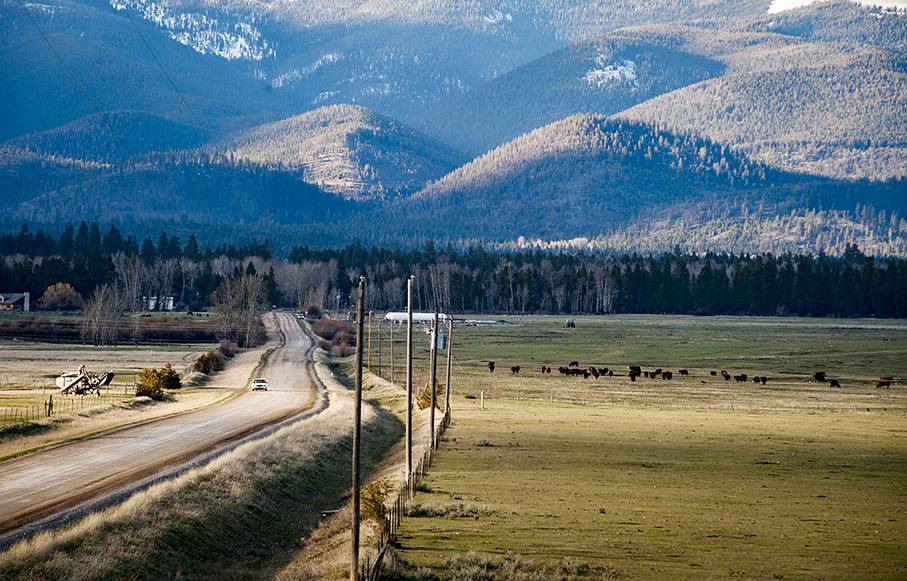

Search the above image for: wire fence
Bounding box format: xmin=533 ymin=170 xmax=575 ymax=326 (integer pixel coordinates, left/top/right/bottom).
xmin=363 ymin=408 xmax=452 ymax=581
xmin=0 ymin=384 xmax=137 ymax=426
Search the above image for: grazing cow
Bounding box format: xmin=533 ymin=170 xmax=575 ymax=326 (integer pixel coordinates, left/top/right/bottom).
xmin=679 ymin=369 xmax=689 ymax=376
xmin=813 ymin=371 xmax=827 ymax=382
xmin=760 ymin=376 xmax=767 ymax=385
xmin=601 ymin=367 xmax=609 ymax=375
xmin=558 ymin=366 xmax=567 ymax=375
xmin=608 ymin=370 xmax=614 ymax=377
xmin=511 ymin=365 xmax=521 ymax=375
xmin=488 ymin=361 xmax=496 ymax=373
xmin=753 ymin=377 xmax=761 ymax=384
xmin=628 ymin=365 xmax=642 ymax=377
xmin=877 ymin=380 xmax=891 ymax=389
xmin=710 ymin=371 xmax=718 ymax=376
xmin=590 ymin=368 xmax=600 ymax=379
xmin=540 ymin=366 xmax=547 ymax=374
xmin=734 ymin=374 xmax=746 ymax=383
xmin=829 ymin=379 xmax=841 ymax=388
xmin=654 ymin=368 xmax=662 ymax=375
xmin=643 ymin=371 xmax=651 ymax=379
xmin=720 ymin=370 xmax=730 ymax=380
xmin=583 ymin=371 xmax=591 ymax=379
xmin=662 ymin=371 xmax=673 ymax=380
xmin=569 ymin=361 xmax=579 ymax=368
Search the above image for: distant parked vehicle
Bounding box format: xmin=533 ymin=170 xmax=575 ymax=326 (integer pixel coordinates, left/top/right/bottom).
xmin=250 ymin=378 xmax=269 ymax=391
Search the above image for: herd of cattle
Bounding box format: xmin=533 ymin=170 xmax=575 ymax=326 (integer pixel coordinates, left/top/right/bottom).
xmin=486 ymin=361 xmax=895 ymax=389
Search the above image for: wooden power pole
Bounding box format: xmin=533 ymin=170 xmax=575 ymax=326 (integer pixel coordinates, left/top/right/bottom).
xmin=406 ymin=275 xmax=414 ymax=477
xmin=445 ymin=316 xmax=453 ymax=416
xmin=390 ymin=322 xmax=396 ymax=384
xmin=350 ymin=277 xmax=365 ymax=581
xmin=429 ymin=309 xmax=439 ymax=449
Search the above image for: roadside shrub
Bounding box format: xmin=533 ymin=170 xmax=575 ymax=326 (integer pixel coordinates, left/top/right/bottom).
xmin=218 ymin=340 xmax=237 ymax=358
xmin=304 ymin=304 xmax=323 ymax=319
xmin=158 ymin=363 xmax=182 ymax=390
xmin=193 ymin=350 xmax=223 ymax=375
xmin=331 ymin=344 xmax=356 ymax=357
xmin=135 ymin=363 xmax=182 ymax=398
xmin=135 ymin=368 xmax=165 ymax=401
xmin=362 ymin=478 xmax=394 ymax=525
xmin=416 ymin=382 xmax=442 ymax=410
xmin=311 ymin=319 xmax=352 ymax=341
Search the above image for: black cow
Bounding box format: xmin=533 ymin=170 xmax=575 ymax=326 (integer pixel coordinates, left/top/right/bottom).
xmin=511 ymin=365 xmax=521 ymax=375
xmin=679 ymin=369 xmax=689 ymax=376
xmin=569 ymin=361 xmax=579 ymax=367
xmin=829 ymin=379 xmax=841 ymax=388
xmin=710 ymin=371 xmax=718 ymax=376
xmin=813 ymin=371 xmax=827 ymax=382
xmin=488 ymin=361 xmax=496 ymax=373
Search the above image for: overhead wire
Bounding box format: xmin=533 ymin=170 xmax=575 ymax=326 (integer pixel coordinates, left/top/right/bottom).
xmin=119 ymin=8 xmax=210 ymax=132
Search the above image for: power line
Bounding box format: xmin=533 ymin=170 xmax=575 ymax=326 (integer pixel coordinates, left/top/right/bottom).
xmin=120 ymin=8 xmax=209 ymax=132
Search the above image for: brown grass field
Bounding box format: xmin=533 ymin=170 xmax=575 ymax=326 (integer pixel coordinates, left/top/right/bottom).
xmin=374 ymin=315 xmax=907 ymax=580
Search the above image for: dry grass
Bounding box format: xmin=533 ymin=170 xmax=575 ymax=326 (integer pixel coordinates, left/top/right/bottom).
xmin=382 ymin=315 xmax=907 ymax=579
xmin=272 ymin=348 xmax=437 ymax=581
xmin=0 ymin=393 xmax=403 ymax=579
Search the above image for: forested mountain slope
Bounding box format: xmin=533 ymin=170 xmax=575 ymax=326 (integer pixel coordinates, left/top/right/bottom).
xmin=6 ymin=111 xmax=208 ymax=161
xmin=11 ymin=154 xmax=353 ymax=225
xmin=217 ymin=105 xmax=467 ymax=201
xmin=389 ymin=115 xmax=904 ymax=244
xmin=415 ymin=36 xmax=725 ymax=154
xmin=619 ymin=38 xmax=907 ymax=179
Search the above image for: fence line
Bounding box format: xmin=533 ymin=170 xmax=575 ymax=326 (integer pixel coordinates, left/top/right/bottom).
xmin=0 ymin=384 xmax=137 ymax=427
xmin=365 ymin=408 xmax=451 ymax=581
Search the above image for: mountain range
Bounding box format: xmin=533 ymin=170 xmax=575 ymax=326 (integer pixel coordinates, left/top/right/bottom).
xmin=2 ymin=0 xmax=905 ymax=255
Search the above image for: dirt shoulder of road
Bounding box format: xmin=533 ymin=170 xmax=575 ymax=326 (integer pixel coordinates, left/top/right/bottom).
xmin=0 ymin=329 xmax=277 ymax=462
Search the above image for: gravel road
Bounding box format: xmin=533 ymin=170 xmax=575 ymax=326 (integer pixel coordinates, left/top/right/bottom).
xmin=0 ymin=312 xmax=317 ymax=533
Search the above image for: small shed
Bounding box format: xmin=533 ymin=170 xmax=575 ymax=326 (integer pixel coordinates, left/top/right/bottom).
xmin=0 ymin=292 xmax=30 ymax=312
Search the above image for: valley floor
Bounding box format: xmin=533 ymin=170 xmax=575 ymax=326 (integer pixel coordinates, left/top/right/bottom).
xmin=378 ymin=315 xmax=907 ymax=579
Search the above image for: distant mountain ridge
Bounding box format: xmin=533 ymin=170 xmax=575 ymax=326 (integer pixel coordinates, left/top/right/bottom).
xmin=3 ymin=0 xmax=906 ymax=255
xmin=216 ymin=105 xmax=467 ymax=201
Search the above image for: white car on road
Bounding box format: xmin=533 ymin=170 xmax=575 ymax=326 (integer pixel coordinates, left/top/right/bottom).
xmin=250 ymin=378 xmax=269 ymax=391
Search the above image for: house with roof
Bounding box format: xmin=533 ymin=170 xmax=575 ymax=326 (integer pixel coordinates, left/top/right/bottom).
xmin=0 ymin=292 xmax=30 ymax=312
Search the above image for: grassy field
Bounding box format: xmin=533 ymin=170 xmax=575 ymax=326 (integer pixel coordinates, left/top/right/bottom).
xmin=376 ymin=315 xmax=907 ymax=579
xmin=0 ymin=340 xmax=206 ymax=428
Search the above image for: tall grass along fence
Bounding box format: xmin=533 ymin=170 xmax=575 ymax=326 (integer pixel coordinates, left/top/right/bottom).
xmin=0 ymin=384 xmax=136 ymax=427
xmin=362 ymin=409 xmax=451 ymax=581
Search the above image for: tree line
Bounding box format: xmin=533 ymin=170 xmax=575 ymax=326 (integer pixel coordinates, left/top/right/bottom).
xmin=2 ymin=223 xmax=905 ymax=319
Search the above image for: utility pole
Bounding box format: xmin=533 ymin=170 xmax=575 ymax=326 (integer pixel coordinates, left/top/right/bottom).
xmin=429 ymin=309 xmax=439 ymax=449
xmin=367 ymin=311 xmax=373 ymax=371
xmin=445 ymin=316 xmax=453 ymax=416
xmin=406 ymin=275 xmax=414 ymax=478
xmin=377 ymin=318 xmax=382 ymax=377
xmin=350 ymin=277 xmax=365 ymax=581
xmin=390 ymin=322 xmax=396 ymax=384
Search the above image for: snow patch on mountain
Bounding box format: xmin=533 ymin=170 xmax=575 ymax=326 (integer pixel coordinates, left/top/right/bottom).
xmin=23 ymin=2 xmax=58 ymax=15
xmin=109 ymin=0 xmax=275 ymax=61
xmin=271 ymin=53 xmax=343 ymax=89
xmin=767 ymin=0 xmax=907 ymax=14
xmin=584 ymin=56 xmax=638 ymax=88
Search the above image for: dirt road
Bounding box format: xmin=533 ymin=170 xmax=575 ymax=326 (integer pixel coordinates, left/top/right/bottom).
xmin=0 ymin=312 xmax=318 ymax=534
